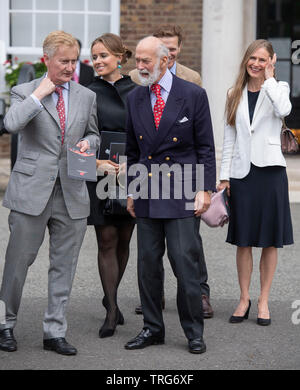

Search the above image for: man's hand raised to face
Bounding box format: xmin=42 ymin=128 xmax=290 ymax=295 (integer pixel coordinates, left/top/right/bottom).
xmin=32 ymin=77 xmax=56 ymax=101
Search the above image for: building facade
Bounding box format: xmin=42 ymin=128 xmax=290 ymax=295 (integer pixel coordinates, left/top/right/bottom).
xmin=0 ymin=0 xmax=299 ymax=160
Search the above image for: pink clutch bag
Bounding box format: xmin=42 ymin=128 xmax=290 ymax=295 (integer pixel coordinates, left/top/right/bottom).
xmin=201 ymin=189 xmax=230 ymax=228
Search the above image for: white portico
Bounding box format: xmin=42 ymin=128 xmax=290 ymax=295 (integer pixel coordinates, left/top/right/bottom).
xmin=202 ymin=0 xmax=257 ymax=159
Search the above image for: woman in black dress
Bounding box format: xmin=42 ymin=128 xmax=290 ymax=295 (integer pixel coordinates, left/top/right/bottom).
xmin=218 ymin=40 xmax=293 ymax=326
xmin=87 ymin=33 xmax=136 ymax=338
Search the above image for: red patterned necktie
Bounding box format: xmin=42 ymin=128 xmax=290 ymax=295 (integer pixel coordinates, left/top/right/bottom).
xmin=150 ymin=83 xmax=165 ymax=130
xmin=55 ymin=86 xmax=66 ymax=144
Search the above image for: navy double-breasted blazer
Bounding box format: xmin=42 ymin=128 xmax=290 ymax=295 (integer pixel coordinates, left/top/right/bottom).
xmin=125 ymin=74 xmax=216 ymax=219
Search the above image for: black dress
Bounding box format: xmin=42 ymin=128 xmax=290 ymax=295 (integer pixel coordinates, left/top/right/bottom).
xmin=86 ymin=75 xmax=137 ymax=226
xmin=226 ymin=90 xmax=294 ymax=248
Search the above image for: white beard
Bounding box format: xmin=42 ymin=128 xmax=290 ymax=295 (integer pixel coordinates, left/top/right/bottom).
xmin=137 ymin=61 xmax=161 ymax=86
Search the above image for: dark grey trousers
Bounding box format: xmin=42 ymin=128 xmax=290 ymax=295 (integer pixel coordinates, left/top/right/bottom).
xmin=137 ymin=216 xmax=206 ymax=341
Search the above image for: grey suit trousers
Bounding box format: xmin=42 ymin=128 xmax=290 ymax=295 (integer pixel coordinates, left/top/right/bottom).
xmin=0 ymin=179 xmax=87 ymax=339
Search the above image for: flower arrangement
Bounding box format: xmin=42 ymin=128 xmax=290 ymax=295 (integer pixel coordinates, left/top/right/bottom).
xmin=3 ymin=57 xmax=47 ymax=89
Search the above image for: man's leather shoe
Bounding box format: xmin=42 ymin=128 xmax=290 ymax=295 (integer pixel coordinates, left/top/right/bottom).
xmin=188 ymin=337 xmax=206 ymax=354
xmin=125 ymin=328 xmax=164 ymax=350
xmin=202 ymin=295 xmax=214 ymax=319
xmin=0 ymin=328 xmax=17 ymax=352
xmin=43 ymin=338 xmax=77 ymax=356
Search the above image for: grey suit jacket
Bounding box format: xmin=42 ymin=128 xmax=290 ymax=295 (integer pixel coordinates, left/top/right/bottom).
xmin=3 ymin=78 xmax=100 ymax=219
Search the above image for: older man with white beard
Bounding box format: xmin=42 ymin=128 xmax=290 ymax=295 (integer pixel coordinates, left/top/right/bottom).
xmin=136 ymin=46 xmax=165 ymax=86
xmin=131 ymin=27 xmax=213 ymax=321
xmin=124 ymin=37 xmax=216 ymax=354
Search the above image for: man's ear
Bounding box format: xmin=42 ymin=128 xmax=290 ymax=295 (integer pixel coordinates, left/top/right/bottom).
xmin=43 ymin=54 xmax=50 ymax=68
xmin=161 ymin=55 xmax=168 ymax=67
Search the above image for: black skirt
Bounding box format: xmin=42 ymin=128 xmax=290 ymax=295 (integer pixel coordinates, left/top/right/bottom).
xmin=227 ymin=164 xmax=294 ymax=248
xmin=86 ymin=177 xmax=134 ymax=227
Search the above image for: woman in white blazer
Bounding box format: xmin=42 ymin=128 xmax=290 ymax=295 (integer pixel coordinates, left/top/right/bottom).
xmin=218 ymin=39 xmax=294 ymax=326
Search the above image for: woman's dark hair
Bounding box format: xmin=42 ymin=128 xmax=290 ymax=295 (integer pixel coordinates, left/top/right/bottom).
xmin=91 ymin=33 xmax=132 ymax=64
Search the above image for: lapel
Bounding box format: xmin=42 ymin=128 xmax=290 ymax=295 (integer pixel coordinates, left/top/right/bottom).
xmin=251 ymin=86 xmax=265 ymax=125
xmin=150 ymin=76 xmax=184 ymax=153
xmin=175 ymin=62 xmax=184 ymax=79
xmin=137 ymin=75 xmax=185 ymax=153
xmin=241 ymin=86 xmax=251 ymax=134
xmin=241 ymin=84 xmax=266 ymax=134
xmin=41 ymin=81 xmax=81 ymax=132
xmin=41 ymin=92 xmax=60 ymax=129
xmin=67 ymin=81 xmax=81 ymax=130
xmin=137 ymin=87 xmax=157 ymax=142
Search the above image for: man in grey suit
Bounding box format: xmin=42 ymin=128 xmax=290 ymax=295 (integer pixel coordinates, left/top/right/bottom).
xmin=0 ymin=31 xmax=99 ymax=355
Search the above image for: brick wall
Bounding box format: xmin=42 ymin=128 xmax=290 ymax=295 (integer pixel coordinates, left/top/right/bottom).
xmin=120 ymin=0 xmax=203 ymax=75
xmin=0 ymin=1 xmax=203 ymax=159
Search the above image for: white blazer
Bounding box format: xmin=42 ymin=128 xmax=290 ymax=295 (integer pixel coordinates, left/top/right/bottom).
xmin=219 ymin=77 xmax=292 ymax=181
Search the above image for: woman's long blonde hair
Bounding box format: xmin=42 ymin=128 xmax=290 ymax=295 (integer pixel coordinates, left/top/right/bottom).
xmin=225 ymin=39 xmax=275 ymax=126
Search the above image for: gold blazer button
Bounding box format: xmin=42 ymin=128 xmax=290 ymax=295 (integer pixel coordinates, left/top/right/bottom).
xmin=165 ymin=156 xmax=170 ymax=161
xmin=139 ymin=135 xmax=143 ymax=140
xmin=173 ymin=137 xmax=178 ymax=142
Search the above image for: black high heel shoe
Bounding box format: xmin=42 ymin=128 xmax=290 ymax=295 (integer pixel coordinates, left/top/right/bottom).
xmin=99 ymin=310 xmax=119 ymax=338
xmin=257 ymin=305 xmax=271 ymax=326
xmin=102 ymin=296 xmax=124 ymax=325
xmin=256 ymin=302 xmax=271 ymax=326
xmin=257 ymin=317 xmax=271 ymax=326
xmin=229 ymin=300 xmax=251 ymax=323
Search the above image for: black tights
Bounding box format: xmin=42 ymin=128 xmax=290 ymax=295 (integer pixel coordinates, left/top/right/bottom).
xmin=95 ymin=222 xmax=135 ymax=327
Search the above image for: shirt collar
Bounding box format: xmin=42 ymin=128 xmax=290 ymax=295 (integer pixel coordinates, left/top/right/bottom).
xmin=60 ymin=81 xmax=70 ymax=91
xmin=150 ymin=68 xmax=173 ymax=94
xmin=44 ymin=72 xmax=70 ymax=90
xmin=169 ymin=61 xmax=177 ymax=75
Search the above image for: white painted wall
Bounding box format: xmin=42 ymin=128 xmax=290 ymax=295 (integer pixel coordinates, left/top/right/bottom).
xmin=0 ymin=40 xmax=7 ymax=95
xmin=202 ymin=0 xmax=256 ymax=162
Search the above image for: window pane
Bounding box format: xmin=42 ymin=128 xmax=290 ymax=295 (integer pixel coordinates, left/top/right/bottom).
xmin=10 ymin=0 xmax=32 ymax=9
xmin=276 ymin=61 xmax=290 ymax=83
xmin=269 ymin=38 xmax=291 ymax=59
xmin=36 ymin=13 xmax=59 ymax=47
xmin=88 ymin=15 xmax=110 ymax=43
xmin=14 ymin=55 xmax=45 ymax=64
xmin=88 ymin=0 xmax=111 ymax=12
xmin=35 ymin=0 xmax=58 ymax=10
xmin=292 ymin=65 xmax=300 ymax=97
xmin=62 ymin=0 xmax=84 ymax=11
xmin=11 ymin=13 xmax=32 ymax=46
xmin=62 ymin=14 xmax=85 ymax=45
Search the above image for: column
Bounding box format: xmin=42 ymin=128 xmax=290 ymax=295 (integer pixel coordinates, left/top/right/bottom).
xmin=202 ymin=0 xmax=256 ymax=169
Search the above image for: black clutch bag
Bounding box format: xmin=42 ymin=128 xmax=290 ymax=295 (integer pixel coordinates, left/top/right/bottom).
xmin=102 ymin=186 xmax=130 ymax=216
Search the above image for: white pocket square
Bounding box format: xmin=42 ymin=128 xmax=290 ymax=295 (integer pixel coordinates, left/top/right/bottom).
xmin=179 ymin=116 xmax=189 ymax=123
